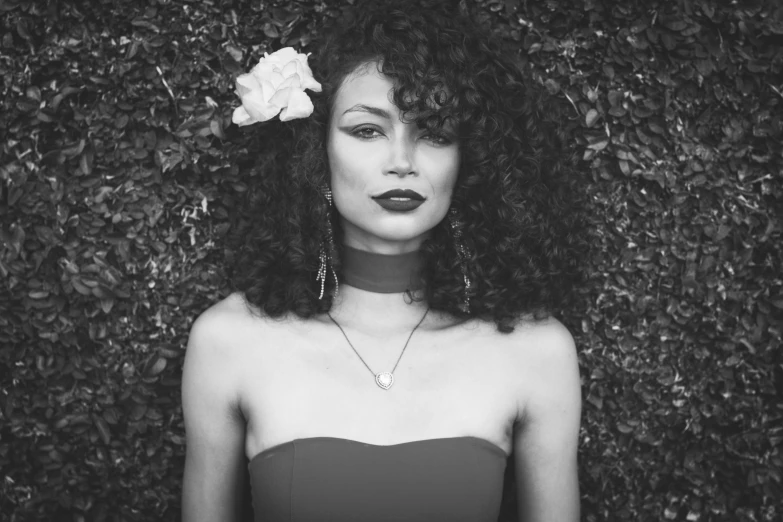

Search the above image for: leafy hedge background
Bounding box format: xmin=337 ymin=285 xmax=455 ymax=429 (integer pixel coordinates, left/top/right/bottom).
xmin=1 ymin=0 xmax=781 ymax=520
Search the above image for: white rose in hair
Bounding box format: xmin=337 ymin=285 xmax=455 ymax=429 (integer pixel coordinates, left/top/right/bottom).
xmin=232 ymin=47 xmax=322 ymax=126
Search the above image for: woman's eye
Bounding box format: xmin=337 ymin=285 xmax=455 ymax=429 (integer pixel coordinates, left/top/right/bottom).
xmin=423 ymin=133 xmax=453 ymax=146
xmin=352 ymin=127 xmax=382 ymax=139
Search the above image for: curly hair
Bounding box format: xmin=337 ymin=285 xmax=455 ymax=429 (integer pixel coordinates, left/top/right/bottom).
xmin=226 ymin=0 xmax=592 ymax=333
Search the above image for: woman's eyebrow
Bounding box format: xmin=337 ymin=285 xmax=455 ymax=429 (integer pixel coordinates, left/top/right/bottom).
xmin=342 ymin=104 xmax=391 ymax=119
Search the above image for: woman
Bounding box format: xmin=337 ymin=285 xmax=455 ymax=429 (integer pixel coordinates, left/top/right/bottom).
xmin=181 ymin=1 xmax=589 ymax=521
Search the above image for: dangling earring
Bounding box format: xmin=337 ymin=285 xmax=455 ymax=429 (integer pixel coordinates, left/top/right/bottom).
xmin=448 ymin=207 xmax=471 ymax=313
xmin=317 ymin=185 xmax=339 ymax=300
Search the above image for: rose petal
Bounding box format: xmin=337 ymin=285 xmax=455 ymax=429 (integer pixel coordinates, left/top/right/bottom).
xmin=277 ymin=73 xmax=301 ymax=91
xmin=235 ymin=73 xmax=262 ymax=97
xmin=268 ymin=87 xmax=291 ymax=108
xmin=282 ymin=60 xmax=299 ymax=78
xmin=298 ymin=54 xmax=322 ymax=92
xmin=289 ymin=59 xmax=312 ymax=90
xmin=265 ymin=47 xmax=299 ymax=67
xmin=250 ymin=61 xmax=277 ymax=84
xmin=240 ymin=88 xmax=280 ymax=122
xmin=258 ymin=78 xmax=278 ymax=102
xmin=232 ymin=106 xmax=253 ymax=126
xmin=290 ymin=56 xmax=306 ymax=78
xmin=268 ymin=70 xmax=287 ymax=90
xmin=279 ymin=89 xmax=314 ymax=121
xmin=302 ymin=76 xmax=322 ymax=93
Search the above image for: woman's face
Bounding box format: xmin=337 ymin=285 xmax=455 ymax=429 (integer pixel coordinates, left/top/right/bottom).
xmin=326 ymin=64 xmax=460 ymax=254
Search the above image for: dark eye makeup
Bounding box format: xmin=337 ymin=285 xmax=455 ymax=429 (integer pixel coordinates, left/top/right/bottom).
xmin=350 ymin=126 xmax=382 ymax=139
xmin=342 ymin=125 xmax=456 ymax=146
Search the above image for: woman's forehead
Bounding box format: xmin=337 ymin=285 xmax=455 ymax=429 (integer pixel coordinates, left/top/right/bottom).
xmin=333 ymin=67 xmax=396 ymax=115
xmin=332 ymin=64 xmax=453 ymax=122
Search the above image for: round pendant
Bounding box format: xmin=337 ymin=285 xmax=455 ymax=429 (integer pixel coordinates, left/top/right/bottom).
xmin=375 ymin=372 xmax=394 ymax=390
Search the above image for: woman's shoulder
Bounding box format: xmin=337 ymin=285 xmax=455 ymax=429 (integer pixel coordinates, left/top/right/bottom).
xmin=504 ymin=314 xmax=577 ymax=362
xmin=192 ymin=291 xmax=277 ymax=329
xmin=457 ymin=313 xmax=576 ymax=370
xmin=186 ymin=292 xmax=284 ymax=357
xmin=201 ymin=291 xmax=254 ymax=318
xmin=189 ymin=292 xmax=244 ymax=339
xmin=488 ymin=314 xmax=578 ymax=391
xmin=504 ymin=314 xmax=580 ymax=406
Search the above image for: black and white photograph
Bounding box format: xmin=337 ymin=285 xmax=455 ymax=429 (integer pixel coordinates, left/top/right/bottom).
xmin=1 ymin=0 xmax=780 ymax=521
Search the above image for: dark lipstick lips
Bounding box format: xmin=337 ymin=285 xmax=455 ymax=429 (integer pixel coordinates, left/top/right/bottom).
xmin=371 ymin=189 xmax=425 ymax=200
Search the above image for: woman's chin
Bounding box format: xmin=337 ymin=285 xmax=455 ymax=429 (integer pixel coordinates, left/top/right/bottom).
xmin=343 ymin=230 xmax=432 ymax=251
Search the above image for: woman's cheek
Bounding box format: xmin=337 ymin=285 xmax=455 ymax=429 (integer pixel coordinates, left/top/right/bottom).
xmin=427 ymin=151 xmax=460 ymax=192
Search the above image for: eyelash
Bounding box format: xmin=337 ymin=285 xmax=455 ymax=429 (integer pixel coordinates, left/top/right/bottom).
xmin=350 ymin=126 xmax=453 ymax=145
xmin=426 ymin=133 xmax=453 ymax=146
xmin=352 ymin=127 xmax=382 ymax=140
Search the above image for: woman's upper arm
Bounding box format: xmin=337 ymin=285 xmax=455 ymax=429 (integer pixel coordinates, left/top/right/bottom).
xmin=512 ymin=319 xmax=582 ymax=522
xmin=181 ymin=306 xmax=248 ymax=522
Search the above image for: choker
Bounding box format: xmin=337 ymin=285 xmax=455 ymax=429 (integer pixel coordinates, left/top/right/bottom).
xmin=340 ymin=244 xmax=425 ymax=294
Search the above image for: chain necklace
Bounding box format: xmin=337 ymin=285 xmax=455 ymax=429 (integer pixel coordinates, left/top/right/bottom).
xmin=326 ymin=307 xmax=430 ymax=390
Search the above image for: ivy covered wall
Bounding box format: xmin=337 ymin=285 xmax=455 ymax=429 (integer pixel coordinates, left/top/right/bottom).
xmin=1 ymin=0 xmax=780 ymax=520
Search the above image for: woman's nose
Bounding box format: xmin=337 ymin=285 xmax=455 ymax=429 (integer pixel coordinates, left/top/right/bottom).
xmin=384 ymin=136 xmax=415 ymax=177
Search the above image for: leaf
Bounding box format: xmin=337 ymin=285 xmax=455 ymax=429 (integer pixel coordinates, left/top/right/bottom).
xmin=616 ymin=149 xmax=639 ymax=163
xmin=587 ymin=394 xmax=603 ymax=409
xmin=587 ymin=136 xmax=609 ymax=151
xmin=50 ymin=85 xmax=81 ymax=110
xmin=156 ymin=150 xmax=183 ymax=173
xmin=662 ymin=19 xmax=688 ymax=31
xmin=747 ymin=60 xmax=768 ymax=73
xmin=225 ymin=43 xmax=243 ymax=62
xmin=263 ymin=23 xmax=279 ymax=38
xmin=661 ymin=32 xmax=677 ymax=50
xmin=16 ymin=99 xmax=38 ymax=112
xmin=103 ymin=409 xmax=119 ymax=425
xmin=144 ymin=355 xmax=167 ymax=377
xmin=62 ymin=139 xmax=85 ymax=158
xmin=93 ymin=415 xmax=111 ymax=444
xmin=37 ymin=111 xmax=54 ymax=122
xmin=543 ymin=78 xmax=560 ymax=95
xmin=648 ymin=120 xmax=666 ymax=135
xmin=635 ymin=127 xmax=653 ymax=145
xmin=70 ymin=277 xmax=92 ymax=295
xmin=26 ymin=86 xmax=41 ymax=101
xmin=115 ymin=114 xmax=129 ymax=129
xmin=608 ymin=90 xmax=624 ymax=107
xmin=80 ymin=143 xmax=94 ymax=175
xmin=99 ymin=298 xmax=114 ymax=314
xmin=130 ymin=403 xmax=147 ymax=420
xmin=608 ymin=106 xmax=626 ymax=117
xmin=16 ymin=17 xmax=30 ymax=40
xmin=126 ymin=40 xmax=140 ymax=60
xmin=210 ymin=120 xmax=226 ymax=140
xmin=715 ymin=224 xmax=731 ymax=240
xmin=585 ymin=109 xmax=600 ymax=127
xmin=633 ymin=105 xmax=654 ymax=118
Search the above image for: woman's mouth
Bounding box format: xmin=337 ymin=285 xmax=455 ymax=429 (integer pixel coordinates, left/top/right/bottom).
xmin=373 ymin=198 xmax=424 ymax=211
xmin=371 ymin=188 xmax=426 ymax=212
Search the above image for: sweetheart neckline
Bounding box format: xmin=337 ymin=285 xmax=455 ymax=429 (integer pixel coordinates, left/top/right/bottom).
xmin=248 ymin=436 xmax=509 ymax=465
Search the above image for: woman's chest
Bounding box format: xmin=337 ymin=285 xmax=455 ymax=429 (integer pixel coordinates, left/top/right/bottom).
xmin=236 ymin=320 xmax=526 ymax=460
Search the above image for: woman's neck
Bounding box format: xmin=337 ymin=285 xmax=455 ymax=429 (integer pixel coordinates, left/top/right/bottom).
xmin=326 ymin=244 xmax=430 ymax=333
xmin=339 ymin=243 xmax=425 ymax=294
xmin=328 ymin=286 xmax=430 ymax=332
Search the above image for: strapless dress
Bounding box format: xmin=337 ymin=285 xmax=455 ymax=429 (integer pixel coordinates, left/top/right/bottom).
xmin=247 ymin=436 xmax=508 ymax=522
